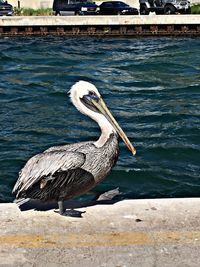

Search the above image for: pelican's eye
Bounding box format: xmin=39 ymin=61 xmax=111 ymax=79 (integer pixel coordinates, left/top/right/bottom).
xmin=80 ymin=91 xmax=100 ymax=113
xmin=88 ymin=91 xmax=99 ymax=101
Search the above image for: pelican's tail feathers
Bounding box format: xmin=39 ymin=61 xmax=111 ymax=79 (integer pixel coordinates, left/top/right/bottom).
xmin=14 ymin=198 xmax=30 ymax=207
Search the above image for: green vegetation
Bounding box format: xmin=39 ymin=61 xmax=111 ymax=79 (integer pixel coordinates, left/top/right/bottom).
xmin=14 ymin=8 xmax=52 ymax=16
xmin=191 ymin=4 xmax=200 ymax=14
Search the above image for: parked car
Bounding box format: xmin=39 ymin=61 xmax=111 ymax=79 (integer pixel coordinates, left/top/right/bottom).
xmin=0 ymin=0 xmax=13 ymax=16
xmin=52 ymin=0 xmax=98 ymax=15
xmin=98 ymin=1 xmax=139 ymax=15
xmin=139 ymin=0 xmax=191 ymax=15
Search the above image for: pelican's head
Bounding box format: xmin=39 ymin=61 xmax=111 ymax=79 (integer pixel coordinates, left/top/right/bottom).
xmin=69 ymin=81 xmax=136 ymax=155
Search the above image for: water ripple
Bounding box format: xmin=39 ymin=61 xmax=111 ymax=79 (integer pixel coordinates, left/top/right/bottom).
xmin=0 ymin=37 xmax=200 ymax=202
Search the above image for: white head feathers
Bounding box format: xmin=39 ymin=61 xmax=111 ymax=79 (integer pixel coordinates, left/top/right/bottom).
xmin=68 ymin=81 xmax=115 ymax=147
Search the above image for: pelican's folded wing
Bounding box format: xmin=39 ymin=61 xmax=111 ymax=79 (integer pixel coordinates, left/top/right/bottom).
xmin=13 ymin=151 xmax=86 ymax=194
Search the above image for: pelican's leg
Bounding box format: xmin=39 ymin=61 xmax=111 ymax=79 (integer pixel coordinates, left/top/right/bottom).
xmin=58 ymin=201 xmax=65 ymax=215
xmin=57 ymin=201 xmax=85 ymax=217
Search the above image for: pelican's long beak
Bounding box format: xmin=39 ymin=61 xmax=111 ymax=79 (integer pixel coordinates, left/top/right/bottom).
xmin=91 ymin=98 xmax=136 ymax=156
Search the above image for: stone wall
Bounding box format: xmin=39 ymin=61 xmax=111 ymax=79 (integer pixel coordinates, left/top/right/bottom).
xmin=8 ymin=0 xmax=53 ymax=9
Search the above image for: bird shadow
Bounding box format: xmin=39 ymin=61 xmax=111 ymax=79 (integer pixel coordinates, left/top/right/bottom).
xmin=17 ymin=188 xmax=122 ymax=218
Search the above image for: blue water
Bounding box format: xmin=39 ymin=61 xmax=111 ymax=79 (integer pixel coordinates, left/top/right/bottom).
xmin=0 ymin=37 xmax=200 ymax=202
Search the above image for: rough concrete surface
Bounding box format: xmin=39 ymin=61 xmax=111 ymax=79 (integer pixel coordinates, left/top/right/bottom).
xmin=0 ymin=198 xmax=200 ymax=267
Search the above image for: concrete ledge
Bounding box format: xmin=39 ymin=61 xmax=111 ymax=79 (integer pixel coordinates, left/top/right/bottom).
xmin=0 ymin=198 xmax=200 ymax=266
xmin=0 ymin=15 xmax=200 ymax=27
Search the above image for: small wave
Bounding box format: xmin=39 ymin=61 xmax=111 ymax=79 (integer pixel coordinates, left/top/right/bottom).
xmin=0 ymin=37 xmax=200 ymax=201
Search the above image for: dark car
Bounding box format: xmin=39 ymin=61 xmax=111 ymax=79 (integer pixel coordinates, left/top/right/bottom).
xmin=139 ymin=0 xmax=191 ymax=15
xmin=98 ymin=1 xmax=138 ymax=15
xmin=53 ymin=0 xmax=98 ymax=15
xmin=0 ymin=0 xmax=13 ymax=16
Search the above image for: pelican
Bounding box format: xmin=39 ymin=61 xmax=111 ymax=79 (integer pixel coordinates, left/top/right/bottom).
xmin=13 ymin=81 xmax=136 ymax=215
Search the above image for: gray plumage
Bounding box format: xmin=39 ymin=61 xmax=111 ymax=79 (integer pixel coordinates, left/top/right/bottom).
xmin=13 ymin=134 xmax=118 ymax=203
xmin=13 ymin=81 xmax=135 ymax=215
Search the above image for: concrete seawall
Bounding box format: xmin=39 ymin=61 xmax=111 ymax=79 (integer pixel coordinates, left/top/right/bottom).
xmin=0 ymin=15 xmax=200 ymax=26
xmin=0 ymin=198 xmax=200 ymax=266
xmin=0 ymin=15 xmax=200 ymax=36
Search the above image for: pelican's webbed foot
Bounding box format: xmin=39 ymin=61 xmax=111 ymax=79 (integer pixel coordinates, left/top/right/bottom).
xmin=55 ymin=201 xmax=85 ymax=217
xmin=61 ymin=209 xmax=86 ymax=217
xmin=96 ymin=187 xmax=121 ymax=201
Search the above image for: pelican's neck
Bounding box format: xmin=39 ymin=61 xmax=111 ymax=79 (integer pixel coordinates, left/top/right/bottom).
xmin=70 ymin=91 xmax=116 ymax=147
xmin=94 ymin=115 xmax=116 ymax=148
